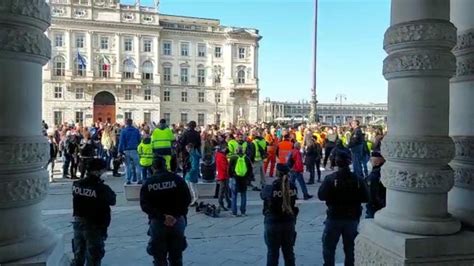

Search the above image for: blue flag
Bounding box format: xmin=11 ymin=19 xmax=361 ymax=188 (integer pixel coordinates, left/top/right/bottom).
xmin=77 ymin=52 xmax=86 ymax=68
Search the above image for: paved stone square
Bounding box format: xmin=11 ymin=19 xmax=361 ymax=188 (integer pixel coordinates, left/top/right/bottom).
xmin=43 ymin=166 xmax=346 ymax=265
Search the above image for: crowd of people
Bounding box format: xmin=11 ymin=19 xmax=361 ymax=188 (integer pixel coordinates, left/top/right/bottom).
xmin=44 ymin=118 xmax=387 ymax=266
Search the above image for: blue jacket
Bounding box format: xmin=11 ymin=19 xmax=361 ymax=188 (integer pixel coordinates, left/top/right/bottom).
xmin=119 ymin=126 xmax=141 ymax=153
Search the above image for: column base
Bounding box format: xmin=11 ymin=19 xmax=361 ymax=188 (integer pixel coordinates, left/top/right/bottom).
xmin=375 ymin=209 xmax=461 ymax=235
xmin=2 ymin=233 xmax=69 ymax=266
xmin=355 ymin=220 xmax=474 ymax=265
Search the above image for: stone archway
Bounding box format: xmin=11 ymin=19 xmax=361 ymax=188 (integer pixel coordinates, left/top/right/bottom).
xmin=93 ymin=91 xmax=116 ymax=124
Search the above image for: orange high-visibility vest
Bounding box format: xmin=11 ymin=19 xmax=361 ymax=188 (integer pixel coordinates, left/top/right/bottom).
xmin=278 ymin=140 xmax=293 ymax=164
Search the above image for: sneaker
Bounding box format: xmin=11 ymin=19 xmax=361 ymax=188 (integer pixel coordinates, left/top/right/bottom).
xmin=125 ymin=181 xmax=131 ymax=185
xmin=304 ymin=194 xmax=314 ymax=200
xmin=241 ymin=213 xmax=247 ymax=217
xmin=232 ymin=213 xmax=241 ymax=217
xmin=137 ymin=180 xmax=143 ymax=185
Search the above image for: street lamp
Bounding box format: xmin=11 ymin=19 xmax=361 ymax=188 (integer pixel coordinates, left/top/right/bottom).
xmin=309 ymin=0 xmax=318 ymax=124
xmin=335 ymin=93 xmax=347 ymax=126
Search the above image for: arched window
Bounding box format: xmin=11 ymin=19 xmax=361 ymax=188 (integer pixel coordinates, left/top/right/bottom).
xmin=142 ymin=61 xmax=153 ymax=80
xmin=237 ymin=69 xmax=245 ymax=84
xmin=98 ymin=58 xmax=110 ymax=78
xmin=53 ymin=56 xmax=66 ymax=76
xmin=197 ymin=64 xmax=205 ymax=86
xmin=123 ymin=59 xmax=135 ymax=79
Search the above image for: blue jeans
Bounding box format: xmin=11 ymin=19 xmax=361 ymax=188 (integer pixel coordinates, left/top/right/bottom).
xmin=290 ymin=172 xmax=309 ymax=197
xmin=230 ymin=178 xmax=247 ymax=215
xmin=103 ymin=149 xmax=112 ymax=170
xmin=147 ymin=217 xmax=186 ymax=266
xmin=350 ymin=144 xmax=364 ymax=178
xmin=63 ymin=153 xmax=72 ymax=177
xmin=322 ymin=219 xmax=359 ymax=266
xmin=142 ymin=166 xmax=153 ymax=180
xmin=264 ymin=221 xmax=296 ymax=266
xmin=124 ymin=150 xmax=142 ymax=182
xmin=362 ymin=154 xmax=369 ymax=177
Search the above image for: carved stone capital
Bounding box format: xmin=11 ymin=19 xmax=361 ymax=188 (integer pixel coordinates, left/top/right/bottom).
xmin=0 ymin=171 xmax=49 ymax=208
xmin=452 ymin=136 xmax=474 ymax=161
xmin=453 ymin=29 xmax=474 ymax=55
xmin=381 ymin=164 xmax=454 ymax=193
xmin=0 ymin=0 xmax=51 ymax=29
xmin=0 ymin=137 xmax=49 ymax=171
xmin=384 ymin=19 xmax=457 ymax=52
xmin=455 ymin=55 xmax=474 ymax=78
xmin=383 ymin=51 xmax=456 ymax=79
xmin=382 ymin=136 xmax=454 ymax=163
xmin=0 ymin=27 xmax=51 ymax=63
xmin=452 ymin=165 xmax=474 ymax=189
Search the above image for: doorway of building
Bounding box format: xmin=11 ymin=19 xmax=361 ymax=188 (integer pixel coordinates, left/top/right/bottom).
xmin=93 ymin=91 xmax=116 ymax=124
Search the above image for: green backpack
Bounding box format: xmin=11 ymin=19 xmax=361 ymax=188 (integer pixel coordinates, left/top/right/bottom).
xmin=234 ymin=155 xmax=247 ymax=177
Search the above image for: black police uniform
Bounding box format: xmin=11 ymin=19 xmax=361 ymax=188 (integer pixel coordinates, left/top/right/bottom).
xmin=318 ymin=165 xmax=369 ymax=266
xmin=261 ymin=169 xmax=299 ymax=266
xmin=365 ymin=165 xmax=386 ymax=218
xmin=140 ymin=169 xmax=191 ymax=266
xmin=71 ymin=161 xmax=116 ymax=266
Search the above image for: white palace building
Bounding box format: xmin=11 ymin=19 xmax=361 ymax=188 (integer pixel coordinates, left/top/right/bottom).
xmin=42 ymin=0 xmax=261 ymax=127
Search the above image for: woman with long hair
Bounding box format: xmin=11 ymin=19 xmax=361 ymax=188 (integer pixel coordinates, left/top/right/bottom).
xmin=101 ymin=125 xmax=115 ymax=171
xmin=261 ymin=163 xmax=299 ymax=266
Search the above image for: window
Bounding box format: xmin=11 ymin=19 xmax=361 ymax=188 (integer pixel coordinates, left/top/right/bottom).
xmin=163 ymin=113 xmax=170 ymax=124
xmin=163 ymin=66 xmax=171 ymax=84
xmin=99 ymin=58 xmax=110 ymax=78
xmin=215 ymin=92 xmax=221 ymax=103
xmin=163 ymin=41 xmax=172 ymax=55
xmin=76 ymin=34 xmax=84 ymax=48
xmin=181 ymin=91 xmax=188 ymax=102
xmin=180 ymin=113 xmax=188 ymax=124
xmin=180 ymin=67 xmax=188 ymax=84
xmin=124 ymin=38 xmax=133 ymax=52
xmin=54 ymin=86 xmax=63 ymax=99
xmin=239 ymin=47 xmax=246 ymax=59
xmin=163 ymin=89 xmax=170 ymax=102
xmin=142 ymin=61 xmax=153 ymax=80
xmin=215 ymin=46 xmax=222 ymax=58
xmin=144 ymin=89 xmax=151 ymax=101
xmin=54 ymin=111 xmax=62 ymax=126
xmin=75 ymin=111 xmax=84 ymax=123
xmin=180 ymin=42 xmax=189 ymax=56
xmin=198 ymin=113 xmax=205 ymax=127
xmin=100 ymin=36 xmax=109 ymax=50
xmin=124 ymin=112 xmax=132 ymax=120
xmin=75 ymin=87 xmax=84 ymax=99
xmin=197 ymin=67 xmax=205 ymax=86
xmin=124 ymin=88 xmax=132 ymax=100
xmin=123 ymin=59 xmax=135 ymax=79
xmin=237 ymin=69 xmax=245 ymax=84
xmin=144 ymin=39 xmax=152 ymax=52
xmin=198 ymin=91 xmax=205 ymax=103
xmin=55 ymin=33 xmax=63 ymax=47
xmin=144 ymin=112 xmax=151 ymax=124
xmin=198 ymin=43 xmax=206 ymax=57
xmin=216 ymin=113 xmax=221 ymax=126
xmin=75 ymin=56 xmax=86 ymax=76
xmin=53 ymin=56 xmax=65 ymax=76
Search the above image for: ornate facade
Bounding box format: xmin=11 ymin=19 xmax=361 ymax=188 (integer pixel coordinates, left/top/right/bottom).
xmin=261 ymin=98 xmax=388 ymax=125
xmin=42 ymin=0 xmax=261 ymax=127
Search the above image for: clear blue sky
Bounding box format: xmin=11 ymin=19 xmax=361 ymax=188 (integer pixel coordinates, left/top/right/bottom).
xmin=122 ymin=0 xmax=390 ymax=104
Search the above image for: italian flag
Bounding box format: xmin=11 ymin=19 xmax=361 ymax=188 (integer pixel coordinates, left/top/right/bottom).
xmin=102 ymin=55 xmax=111 ymax=71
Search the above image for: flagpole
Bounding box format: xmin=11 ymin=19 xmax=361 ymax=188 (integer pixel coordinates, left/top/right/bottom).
xmin=309 ymin=0 xmax=318 ymax=124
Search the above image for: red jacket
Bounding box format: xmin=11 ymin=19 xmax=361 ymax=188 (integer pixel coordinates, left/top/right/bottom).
xmin=215 ymin=151 xmax=229 ymax=181
xmin=289 ymin=149 xmax=304 ymax=173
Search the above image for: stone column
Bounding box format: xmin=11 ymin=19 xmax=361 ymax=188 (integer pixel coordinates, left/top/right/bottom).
xmin=0 ymin=0 xmax=61 ymax=264
xmin=355 ymin=0 xmax=474 ymax=264
xmin=449 ymin=0 xmax=474 ymax=226
xmin=86 ymin=31 xmax=93 ymax=74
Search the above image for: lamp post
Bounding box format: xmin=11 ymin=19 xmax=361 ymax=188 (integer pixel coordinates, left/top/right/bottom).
xmin=335 ymin=93 xmax=347 ymax=126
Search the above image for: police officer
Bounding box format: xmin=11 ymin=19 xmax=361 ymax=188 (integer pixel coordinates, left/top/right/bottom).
xmin=71 ymin=158 xmax=116 ymax=266
xmin=318 ymin=151 xmax=369 ymax=266
xmin=140 ymin=156 xmax=192 ymax=266
xmin=261 ymin=163 xmax=299 ymax=266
